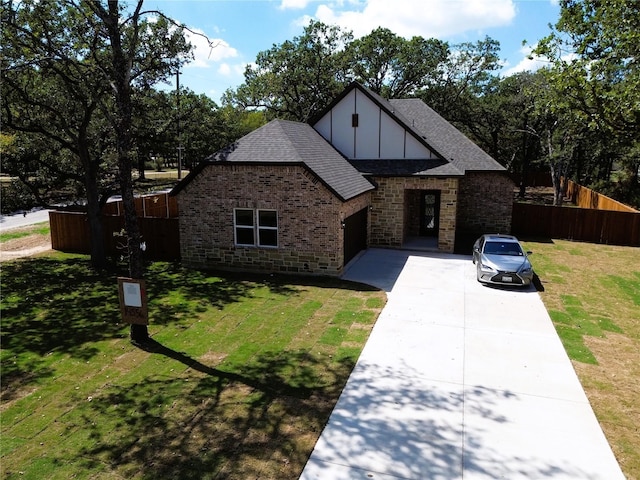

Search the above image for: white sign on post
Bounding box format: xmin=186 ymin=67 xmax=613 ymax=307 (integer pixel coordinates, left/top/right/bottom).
xmin=117 ymin=277 xmax=148 ymax=325
xmin=123 ymin=281 xmax=142 ymax=307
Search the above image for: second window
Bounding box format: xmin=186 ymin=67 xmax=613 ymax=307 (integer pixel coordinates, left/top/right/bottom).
xmin=234 ymin=209 xmax=278 ymax=247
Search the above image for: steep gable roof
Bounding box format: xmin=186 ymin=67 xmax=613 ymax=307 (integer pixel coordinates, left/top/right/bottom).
xmin=311 ymin=82 xmax=447 ymax=163
xmin=388 ymin=98 xmax=505 ymax=173
xmin=311 ymin=81 xmax=505 ymax=175
xmin=171 ymin=119 xmax=374 ymax=202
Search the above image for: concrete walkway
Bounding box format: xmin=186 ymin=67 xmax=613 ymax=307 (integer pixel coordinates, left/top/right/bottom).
xmin=300 ymin=248 xmax=624 ymax=479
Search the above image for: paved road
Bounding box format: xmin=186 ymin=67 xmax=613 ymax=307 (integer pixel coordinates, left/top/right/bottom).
xmin=300 ymin=248 xmax=624 ymax=480
xmin=0 ymin=209 xmax=51 ymax=231
xmin=0 ymin=186 xmax=175 ymax=232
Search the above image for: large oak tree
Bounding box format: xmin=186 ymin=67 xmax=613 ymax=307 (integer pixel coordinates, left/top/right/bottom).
xmin=3 ymin=1 xmax=190 ymax=274
xmin=3 ymin=0 xmax=192 ymax=342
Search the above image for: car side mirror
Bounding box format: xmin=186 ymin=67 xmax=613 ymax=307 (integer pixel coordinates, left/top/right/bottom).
xmin=526 ymin=251 xmax=533 ymax=255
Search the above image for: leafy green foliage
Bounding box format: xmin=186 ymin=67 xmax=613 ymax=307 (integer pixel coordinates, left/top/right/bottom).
xmin=2 ymin=0 xmax=193 ymax=269
xmin=534 ymin=0 xmax=640 ymax=205
xmin=346 ymin=27 xmax=449 ymax=98
xmin=223 ymin=20 xmax=353 ymax=121
xmin=224 ymin=20 xmax=503 ymax=124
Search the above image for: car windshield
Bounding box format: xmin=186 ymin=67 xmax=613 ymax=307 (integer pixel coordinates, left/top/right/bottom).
xmin=483 ymin=241 xmax=523 ymax=256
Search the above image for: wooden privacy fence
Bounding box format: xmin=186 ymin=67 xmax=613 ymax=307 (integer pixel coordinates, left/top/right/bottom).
xmin=50 ymin=193 xmax=180 ymax=260
xmin=565 ymin=179 xmax=638 ymax=212
xmin=102 ymin=192 xmax=179 ymax=218
xmin=512 ymin=203 xmax=640 ymax=246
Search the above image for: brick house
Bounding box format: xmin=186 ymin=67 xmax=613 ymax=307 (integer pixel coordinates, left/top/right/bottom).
xmin=171 ymin=82 xmax=513 ymax=275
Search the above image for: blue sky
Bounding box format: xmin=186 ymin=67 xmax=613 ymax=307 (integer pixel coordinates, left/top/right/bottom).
xmin=144 ymin=0 xmax=561 ymax=103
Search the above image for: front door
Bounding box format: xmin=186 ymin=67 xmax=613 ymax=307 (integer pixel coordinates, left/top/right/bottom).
xmin=420 ymin=191 xmax=440 ymax=236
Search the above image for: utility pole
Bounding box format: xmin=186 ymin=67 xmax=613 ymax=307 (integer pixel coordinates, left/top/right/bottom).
xmin=176 ymin=69 xmax=183 ymax=179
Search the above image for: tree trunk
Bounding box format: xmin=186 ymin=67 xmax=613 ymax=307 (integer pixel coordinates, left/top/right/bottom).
xmin=547 ymin=129 xmax=564 ymax=207
xmin=76 ymin=120 xmax=108 ymax=269
xmin=137 ymin=154 xmax=146 ymax=180
xmin=116 ymin=82 xmax=148 ymax=344
xmin=102 ymin=0 xmax=148 ymax=342
xmin=518 ymin=113 xmax=531 ymax=198
xmin=550 ymin=163 xmax=564 ymax=206
xmin=84 ymin=158 xmax=107 ymax=269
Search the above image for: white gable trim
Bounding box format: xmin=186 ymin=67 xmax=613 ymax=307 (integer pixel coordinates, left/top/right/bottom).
xmin=313 ymin=88 xmax=438 ymax=161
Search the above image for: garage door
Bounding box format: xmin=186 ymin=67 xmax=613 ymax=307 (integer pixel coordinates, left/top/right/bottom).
xmin=343 ymin=207 xmax=368 ymax=266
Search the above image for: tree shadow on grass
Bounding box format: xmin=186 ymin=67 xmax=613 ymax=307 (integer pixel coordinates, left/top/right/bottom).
xmin=67 ymin=342 xmax=354 ymax=479
xmin=1 ymin=256 xmax=364 ymax=403
xmin=134 ymin=338 xmax=318 ymax=399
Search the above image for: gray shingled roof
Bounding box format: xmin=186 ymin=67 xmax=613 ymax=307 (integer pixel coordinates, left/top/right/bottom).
xmin=348 ymin=159 xmax=462 ymax=177
xmin=172 ymin=83 xmax=505 ymax=201
xmin=176 ymin=119 xmax=374 ymax=202
xmin=389 ymin=98 xmax=505 ymax=173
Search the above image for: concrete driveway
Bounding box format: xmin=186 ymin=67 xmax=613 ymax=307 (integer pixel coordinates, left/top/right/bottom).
xmin=300 ymin=248 xmax=624 ymax=479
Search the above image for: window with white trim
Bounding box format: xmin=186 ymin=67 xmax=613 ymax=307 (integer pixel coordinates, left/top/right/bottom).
xmin=234 ymin=209 xmax=255 ymax=246
xmin=234 ymin=208 xmax=278 ymax=247
xmin=257 ymin=210 xmax=278 ymax=247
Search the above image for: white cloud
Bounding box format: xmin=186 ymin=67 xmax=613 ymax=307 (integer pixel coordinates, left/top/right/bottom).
xmin=217 ymin=62 xmax=247 ymax=77
xmin=310 ymin=0 xmax=517 ymax=39
xmin=218 ymin=63 xmax=232 ymax=76
xmin=502 ymin=44 xmax=549 ymax=76
xmin=184 ymin=28 xmax=238 ymax=68
xmin=279 ymin=0 xmax=313 ymax=10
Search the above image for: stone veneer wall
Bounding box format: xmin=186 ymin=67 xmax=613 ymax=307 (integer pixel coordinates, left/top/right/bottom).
xmin=369 ymin=176 xmax=458 ymax=252
xmin=456 ymin=171 xmax=514 ymax=236
xmin=177 ymin=164 xmax=371 ymax=275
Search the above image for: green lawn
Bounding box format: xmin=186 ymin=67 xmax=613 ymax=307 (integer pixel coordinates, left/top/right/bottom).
xmin=0 ymin=222 xmax=49 ymax=243
xmin=2 ymin=241 xmax=638 ymax=479
xmin=0 ymin=254 xmax=386 ymax=479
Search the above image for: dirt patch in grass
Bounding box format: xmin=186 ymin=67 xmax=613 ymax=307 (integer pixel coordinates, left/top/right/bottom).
xmin=0 ymin=224 xmax=52 ymax=262
xmin=523 ymin=239 xmax=640 ymax=479
xmin=514 ymin=186 xmax=558 ymax=205
xmin=199 ymin=351 xmax=228 ymax=365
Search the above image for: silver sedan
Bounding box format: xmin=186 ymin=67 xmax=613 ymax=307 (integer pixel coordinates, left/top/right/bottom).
xmin=472 ymin=234 xmax=534 ymax=287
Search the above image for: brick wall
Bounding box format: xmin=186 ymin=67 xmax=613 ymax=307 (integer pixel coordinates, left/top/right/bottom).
xmin=369 ymin=176 xmax=458 ymax=252
xmin=177 ymin=165 xmax=510 ymax=270
xmin=177 ymin=164 xmax=370 ymax=275
xmin=457 ymin=172 xmax=514 ymax=236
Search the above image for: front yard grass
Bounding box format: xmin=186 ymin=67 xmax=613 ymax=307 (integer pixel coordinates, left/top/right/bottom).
xmin=522 ymin=239 xmax=640 ymax=480
xmin=2 ymin=239 xmax=638 ymax=479
xmin=0 ymin=222 xmax=49 ymax=243
xmin=0 ymin=254 xmax=386 ymax=479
